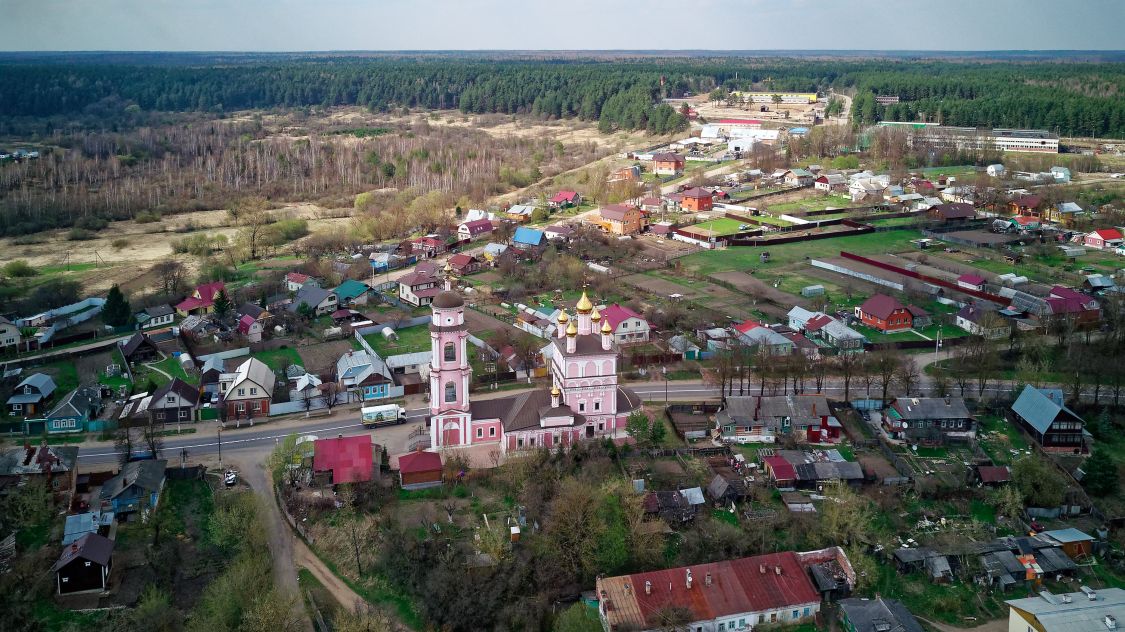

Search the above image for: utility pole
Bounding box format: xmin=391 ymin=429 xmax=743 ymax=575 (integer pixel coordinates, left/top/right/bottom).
xmin=217 ymin=426 xmax=223 ymax=469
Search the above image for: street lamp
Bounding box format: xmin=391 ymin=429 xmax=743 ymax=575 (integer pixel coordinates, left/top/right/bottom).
xmin=662 ymin=365 xmax=669 ymax=406
xmin=217 ymin=426 xmax=223 ymax=470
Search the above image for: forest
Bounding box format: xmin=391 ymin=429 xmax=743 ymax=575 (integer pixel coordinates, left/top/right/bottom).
xmin=2 ymin=56 xmax=1123 ymax=137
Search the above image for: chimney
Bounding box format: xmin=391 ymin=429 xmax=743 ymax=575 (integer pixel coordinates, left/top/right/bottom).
xmin=760 ymin=564 xmax=766 ymax=574
xmin=705 ymin=572 xmax=712 ymax=586
xmin=645 ymin=580 xmax=652 ymax=595
xmin=685 ymin=569 xmax=693 ymax=589
xmin=774 ymin=565 xmax=782 ymax=575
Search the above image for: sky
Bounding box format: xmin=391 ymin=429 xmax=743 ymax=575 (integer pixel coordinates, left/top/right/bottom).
xmin=2 ymin=0 xmax=1123 ymax=52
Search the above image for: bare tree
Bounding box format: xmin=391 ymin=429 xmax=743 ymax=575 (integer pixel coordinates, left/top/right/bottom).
xmin=322 ymin=382 xmax=340 ymax=413
xmin=837 ymin=351 xmax=861 ymax=401
xmin=871 ymin=350 xmax=902 ymax=404
xmin=113 ymin=427 xmax=135 ymax=467
xmin=152 ymin=260 xmax=187 ymax=297
xmin=893 ymin=359 xmax=921 ymax=397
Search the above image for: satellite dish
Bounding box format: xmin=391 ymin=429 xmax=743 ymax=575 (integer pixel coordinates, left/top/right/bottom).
xmin=901 ymin=422 xmax=909 ymax=429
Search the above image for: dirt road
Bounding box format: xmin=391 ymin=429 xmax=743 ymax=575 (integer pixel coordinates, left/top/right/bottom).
xmin=234 ymin=451 xmax=314 ymax=632
xmin=293 ymin=539 xmax=367 ymax=612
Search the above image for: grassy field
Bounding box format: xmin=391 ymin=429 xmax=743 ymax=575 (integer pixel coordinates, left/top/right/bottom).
xmin=681 ymin=229 xmax=923 ymax=275
xmin=765 ymin=193 xmax=856 ymax=215
xmin=152 ymin=353 xmax=197 ymax=384
xmin=365 ymin=324 xmax=431 ymax=357
xmin=867 ymin=216 xmax=924 ymax=227
xmin=683 ymin=217 xmax=755 ymax=237
xmin=252 ymin=347 xmax=304 ymax=371
xmin=38 ymin=360 xmax=80 ymax=393
xmin=919 ymin=165 xmax=978 ymax=178
xmin=977 ymin=414 xmax=1031 ymax=465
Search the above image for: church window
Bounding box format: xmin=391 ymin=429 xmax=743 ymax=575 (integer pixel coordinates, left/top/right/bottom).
xmin=594 ymin=400 xmax=601 ymax=411
xmin=489 ymin=426 xmax=496 ymax=437
xmin=476 ymin=428 xmax=483 ymax=438
xmin=578 ymin=401 xmax=585 ymax=412
xmin=445 ymin=381 xmax=456 ymax=402
xmin=444 ymin=342 xmax=456 ymax=362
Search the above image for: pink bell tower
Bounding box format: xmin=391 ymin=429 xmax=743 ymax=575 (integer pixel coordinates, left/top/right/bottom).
xmin=428 ymin=268 xmax=472 ymax=448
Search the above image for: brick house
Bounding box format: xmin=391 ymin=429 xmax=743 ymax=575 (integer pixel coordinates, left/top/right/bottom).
xmin=680 ymin=187 xmax=714 ymax=212
xmin=598 ymin=204 xmax=643 ymax=235
xmin=651 ymin=153 xmax=685 ymax=176
xmin=218 ymin=357 xmax=275 ymax=420
xmin=855 ymin=294 xmax=927 ymax=332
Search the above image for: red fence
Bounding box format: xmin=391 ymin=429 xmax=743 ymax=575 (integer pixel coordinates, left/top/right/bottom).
xmin=838 ymin=251 xmax=1007 ymax=304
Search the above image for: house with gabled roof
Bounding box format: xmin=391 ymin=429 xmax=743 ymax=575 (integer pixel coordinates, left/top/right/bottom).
xmin=7 ymin=373 xmax=56 ymax=417
xmin=883 ymin=397 xmax=974 ymax=445
xmin=733 ymin=320 xmax=794 ymax=355
xmin=100 ymin=459 xmax=167 ymax=517
xmin=600 ymin=304 xmax=650 ymax=344
xmin=597 ymin=205 xmax=643 ymax=236
xmin=120 ymin=331 xmax=160 ymax=364
xmin=1011 ymin=385 xmax=1086 ymax=453
xmin=148 ymin=378 xmax=199 ymax=425
xmin=595 ymin=548 xmax=854 ymax=632
xmin=135 ymin=304 xmax=175 ymax=330
xmin=784 ymin=168 xmax=815 ymax=187
xmin=175 ymin=281 xmax=226 ymax=316
xmin=288 ymin=284 xmax=337 ymax=317
xmin=398 ymin=269 xmax=441 ymax=307
xmin=512 ymin=226 xmax=546 ymax=249
xmin=549 ymin=190 xmax=582 ymax=208
xmin=457 ymin=218 xmax=494 ymax=242
xmin=218 ymin=357 xmax=275 ymax=420
xmin=839 ymin=597 xmax=925 ymax=632
xmin=337 ymin=350 xmax=393 ymax=402
xmin=856 ymin=294 xmax=928 ymax=333
xmin=333 ymin=279 xmax=370 ymax=307
xmin=1084 ymin=228 xmax=1123 ymax=250
xmin=43 ymin=387 xmax=103 ymax=434
xmin=238 ymin=314 xmax=264 ymax=342
xmin=397 ymin=448 xmax=443 ymax=490
xmin=54 ymin=533 xmax=114 ymax=594
xmin=680 ymin=187 xmax=714 ymax=212
xmin=651 ymin=152 xmax=685 ymax=176
xmin=447 ymin=253 xmax=480 ymax=276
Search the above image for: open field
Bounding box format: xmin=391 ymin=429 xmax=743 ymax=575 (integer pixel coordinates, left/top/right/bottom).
xmin=764 ymin=193 xmax=857 ymax=215
xmin=364 ymin=324 xmax=432 ymax=357
xmin=683 ymin=217 xmax=753 ymax=237
xmin=680 ymin=229 xmax=924 ymax=275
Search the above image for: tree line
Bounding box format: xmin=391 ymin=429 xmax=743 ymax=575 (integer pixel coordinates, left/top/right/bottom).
xmin=2 ymin=57 xmax=1122 ymax=137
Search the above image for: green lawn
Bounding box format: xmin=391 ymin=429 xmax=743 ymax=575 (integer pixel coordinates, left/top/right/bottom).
xmin=37 ymin=360 xmax=79 ymax=393
xmin=151 ymin=353 xmax=198 ymax=384
xmin=711 ymin=508 xmax=739 ymax=526
xmin=681 ymin=229 xmax=923 ymax=275
xmin=867 ymin=216 xmax=924 ymax=227
xmin=684 ymin=217 xmax=757 ymax=237
xmin=365 ymin=324 xmax=431 ymax=357
xmin=252 ymin=347 xmax=304 ymax=371
xmin=853 ymin=324 xmax=930 ymax=343
xmin=766 ymin=193 xmax=856 ymax=215
xmin=919 ymin=165 xmax=978 ymax=178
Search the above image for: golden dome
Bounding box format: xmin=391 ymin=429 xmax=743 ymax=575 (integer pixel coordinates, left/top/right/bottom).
xmin=566 ymin=320 xmax=578 ymax=336
xmin=443 ymin=262 xmax=452 ymax=273
xmin=601 ymin=319 xmax=612 ymax=334
xmin=551 ymin=385 xmax=560 ymax=396
xmin=575 ymin=291 xmax=593 ymax=314
xmin=590 ymin=306 xmax=601 ymax=322
xmin=557 ymin=310 xmax=569 ymax=323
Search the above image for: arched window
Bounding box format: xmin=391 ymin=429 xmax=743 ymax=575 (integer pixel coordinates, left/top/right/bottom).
xmin=444 ymin=341 xmax=456 ymax=362
xmin=445 ymin=381 xmax=457 ymax=403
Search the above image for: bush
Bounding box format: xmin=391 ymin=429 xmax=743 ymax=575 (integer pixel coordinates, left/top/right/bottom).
xmin=2 ymin=260 xmax=37 ymax=278
xmin=74 ymin=216 xmax=109 ymax=231
xmin=11 ymin=234 xmax=46 ymax=245
xmin=111 ymin=238 xmax=129 ymax=250
xmin=134 ymin=210 xmax=161 ymax=223
xmin=66 ymin=228 xmax=94 ymax=241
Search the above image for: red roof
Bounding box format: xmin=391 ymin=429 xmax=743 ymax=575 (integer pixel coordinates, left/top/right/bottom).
xmin=804 ymin=314 xmax=834 ymax=332
xmin=448 ymin=253 xmax=476 ymax=269
xmin=460 ymin=219 xmax=493 ymax=235
xmin=550 ymin=190 xmax=581 ymax=204
xmin=176 ymin=281 xmax=225 ymax=312
xmin=978 ymin=465 xmax=1011 ymax=484
xmin=611 ymin=551 xmax=819 ymax=626
xmin=733 ymin=319 xmax=764 ymax=335
xmin=237 ymin=314 xmax=257 ymax=333
xmin=651 ymin=152 xmax=684 ymax=163
xmin=601 ymin=304 xmax=644 ymax=331
xmin=958 ymin=274 xmax=986 ymax=286
xmin=1011 ymin=194 xmax=1042 ymax=208
xmin=313 ymin=436 xmax=374 ymax=484
xmin=601 ymin=204 xmax=639 ymax=222
xmin=398 ymin=449 xmax=442 ymax=475
xmin=859 ymin=294 xmax=906 ymax=321
xmin=1013 ymin=215 xmax=1039 ymax=226
xmin=286 ymin=272 xmax=310 ymax=284
xmin=1090 ymin=228 xmax=1123 ymax=241
xmin=764 ymin=455 xmax=797 ymax=481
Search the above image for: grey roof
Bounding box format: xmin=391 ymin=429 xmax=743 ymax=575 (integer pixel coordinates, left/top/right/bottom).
xmin=1006 ymin=588 xmax=1125 ymax=630
xmin=52 ymin=533 xmax=114 ymax=571
xmin=121 ymin=331 xmax=158 ymax=358
xmin=288 ymin=285 xmax=333 ymax=312
xmin=891 ymin=397 xmax=971 ymax=421
xmin=1012 ymin=385 xmax=1084 ymax=434
xmin=717 ymin=394 xmax=833 ymax=430
xmin=668 ymin=335 xmax=700 ymax=353
xmin=839 ymin=597 xmax=925 ymax=632
xmin=150 ymin=378 xmax=200 ymax=408
xmin=45 ymin=387 xmax=101 ymax=419
xmin=11 ymin=373 xmax=56 ymax=399
xmin=225 ymin=357 xmax=276 ymax=395
xmin=737 ymin=326 xmax=792 ymax=348
xmin=144 ymin=304 xmax=174 ymax=318
xmin=1036 ymin=546 xmax=1078 ymax=574
xmin=679 ymin=487 xmax=706 ymax=505
xmin=100 ymin=459 xmax=167 ymax=501
xmin=892 ymin=547 xmax=940 ymax=564
xmin=385 ymin=351 xmax=431 ymax=368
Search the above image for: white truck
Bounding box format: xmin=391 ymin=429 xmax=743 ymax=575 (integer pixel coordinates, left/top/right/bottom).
xmin=361 ymin=404 xmax=407 ymax=427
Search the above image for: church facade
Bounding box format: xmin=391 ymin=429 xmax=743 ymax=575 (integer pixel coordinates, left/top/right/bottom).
xmin=428 ymin=285 xmax=639 ymax=453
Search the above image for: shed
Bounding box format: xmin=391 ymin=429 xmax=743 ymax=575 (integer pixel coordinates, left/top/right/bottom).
xmin=53 ymin=533 xmax=113 ymax=594
xmin=397 ymin=448 xmax=443 ymax=490
xmin=1040 ymin=528 xmax=1094 ymax=560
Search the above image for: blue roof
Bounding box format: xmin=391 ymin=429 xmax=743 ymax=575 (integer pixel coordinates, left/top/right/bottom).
xmin=1042 ymin=527 xmax=1093 ymax=544
xmin=1012 ymin=385 xmax=1083 ymax=434
xmin=789 ymin=127 xmax=809 ymax=135
xmin=512 ymin=227 xmax=545 ymax=247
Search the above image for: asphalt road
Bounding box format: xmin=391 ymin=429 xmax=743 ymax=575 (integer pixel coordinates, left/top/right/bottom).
xmin=75 ymin=383 xmax=723 ymax=466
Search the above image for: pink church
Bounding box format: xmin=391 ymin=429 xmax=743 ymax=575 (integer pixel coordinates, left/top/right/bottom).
xmin=428 ymin=285 xmax=639 ymax=453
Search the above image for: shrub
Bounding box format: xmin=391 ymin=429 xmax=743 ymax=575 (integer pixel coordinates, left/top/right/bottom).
xmin=3 ymin=260 xmax=37 ymax=278
xmin=74 ymin=216 xmax=109 ymax=231
xmin=66 ymin=228 xmax=94 ymax=241
xmin=11 ymin=234 xmax=46 ymax=245
xmin=111 ymin=238 xmax=129 ymax=250
xmin=134 ymin=210 xmax=161 ymax=223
